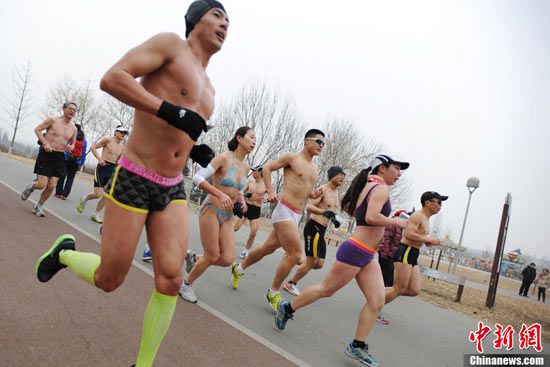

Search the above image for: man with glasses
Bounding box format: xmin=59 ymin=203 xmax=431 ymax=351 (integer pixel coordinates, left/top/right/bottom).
xmin=283 ymin=165 xmax=345 ymax=296
xmin=21 ymin=102 xmax=78 ymax=217
xmin=231 ymin=129 xmax=325 ymax=312
xmin=382 ymin=191 xmax=448 ymax=321
xmin=77 ymin=125 xmax=128 ymax=223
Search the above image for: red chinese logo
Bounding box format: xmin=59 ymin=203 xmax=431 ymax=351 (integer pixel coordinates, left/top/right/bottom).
xmin=493 ymin=324 xmax=514 ymax=350
xmin=469 ymin=321 xmax=491 ymax=353
xmin=469 ymin=322 xmax=543 ymax=353
xmin=518 ymin=323 xmax=542 ymax=352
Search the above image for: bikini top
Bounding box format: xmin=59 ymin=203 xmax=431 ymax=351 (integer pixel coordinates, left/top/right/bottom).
xmin=354 ymin=184 xmax=392 ymax=226
xmin=218 ymin=161 xmax=246 ymax=191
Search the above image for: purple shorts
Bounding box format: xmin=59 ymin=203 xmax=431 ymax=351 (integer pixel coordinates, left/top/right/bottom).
xmin=336 ymin=239 xmax=376 ymax=268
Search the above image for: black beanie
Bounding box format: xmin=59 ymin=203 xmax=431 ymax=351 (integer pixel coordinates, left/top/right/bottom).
xmin=185 ymin=0 xmax=227 ymax=38
xmin=328 ymin=166 xmax=345 ymax=180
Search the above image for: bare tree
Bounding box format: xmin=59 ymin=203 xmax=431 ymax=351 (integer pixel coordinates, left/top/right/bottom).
xmin=99 ymin=93 xmax=134 ymax=129
xmin=318 ymin=116 xmax=381 ymax=187
xmin=205 ymin=80 xmax=305 ymax=166
xmin=1 ymin=62 xmax=34 ymax=154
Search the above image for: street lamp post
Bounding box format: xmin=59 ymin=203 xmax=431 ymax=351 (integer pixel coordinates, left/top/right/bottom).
xmin=452 ymin=177 xmax=480 ymax=274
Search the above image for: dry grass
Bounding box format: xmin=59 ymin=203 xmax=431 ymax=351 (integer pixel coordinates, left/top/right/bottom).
xmin=417 ymin=255 xmax=521 ymax=292
xmin=419 ymin=276 xmax=550 ymax=342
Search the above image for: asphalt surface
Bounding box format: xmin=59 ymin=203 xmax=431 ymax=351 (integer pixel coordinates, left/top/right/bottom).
xmin=0 ymin=153 xmax=546 ymax=366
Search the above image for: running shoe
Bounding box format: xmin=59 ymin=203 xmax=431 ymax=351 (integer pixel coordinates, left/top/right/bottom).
xmin=231 ymin=262 xmax=244 ymax=289
xmin=90 ymin=214 xmax=103 ymax=224
xmin=54 ymin=194 xmax=63 ymax=199
xmin=239 ymin=249 xmax=248 ymax=259
xmin=21 ymin=184 xmax=33 ymax=201
xmin=376 ymin=312 xmax=390 ymax=325
xmin=185 ymin=250 xmax=196 ymax=273
xmin=345 ymin=342 xmax=381 ymax=367
xmin=283 ymin=281 xmax=301 ymax=296
xmin=142 ymin=245 xmax=152 ymax=262
xmin=275 ymin=299 xmax=293 ymax=330
xmin=179 ymin=282 xmax=197 ymax=303
xmin=76 ymin=196 xmax=87 ymax=213
xmin=265 ymin=290 xmax=282 ymax=313
xmin=35 ymin=234 xmax=76 ymax=282
xmin=32 ymin=204 xmax=46 ymax=217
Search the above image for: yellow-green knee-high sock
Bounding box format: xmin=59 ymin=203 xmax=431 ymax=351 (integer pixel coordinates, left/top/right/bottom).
xmin=59 ymin=250 xmax=100 ymax=286
xmin=136 ymin=289 xmax=177 ymax=367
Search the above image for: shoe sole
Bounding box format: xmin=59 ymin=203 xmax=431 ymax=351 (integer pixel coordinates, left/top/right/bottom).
xmin=142 ymin=257 xmax=152 ymax=262
xmin=76 ymin=198 xmax=86 ymax=213
xmin=32 ymin=208 xmax=45 ymax=217
xmin=35 ymin=234 xmax=75 ymax=282
xmin=179 ymin=289 xmax=198 ymax=304
xmin=21 ymin=187 xmax=32 ymax=201
xmin=180 ymin=296 xmax=198 ymax=304
xmin=344 ymin=348 xmax=380 ymax=367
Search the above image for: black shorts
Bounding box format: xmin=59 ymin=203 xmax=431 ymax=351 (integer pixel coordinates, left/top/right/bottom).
xmin=394 ymin=244 xmax=420 ymax=266
xmin=94 ymin=162 xmax=116 ymax=188
xmin=244 ymin=203 xmax=261 ymax=220
xmin=103 ymin=165 xmax=187 ymax=214
xmin=303 ymin=219 xmax=327 ymax=259
xmin=33 ymin=148 xmax=66 ymax=178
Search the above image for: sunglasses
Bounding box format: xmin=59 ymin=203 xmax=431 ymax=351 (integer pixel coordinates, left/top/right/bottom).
xmin=430 ymin=199 xmax=442 ymax=205
xmin=307 ymin=138 xmax=325 ymax=147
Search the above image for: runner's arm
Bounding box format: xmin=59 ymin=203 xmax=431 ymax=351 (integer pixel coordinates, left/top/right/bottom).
xmin=365 ymin=186 xmax=404 ymax=228
xmin=100 ymin=33 xmax=180 ymax=115
xmin=306 ymin=195 xmax=325 ymax=215
xmin=263 ymin=153 xmax=292 ymax=196
xmin=91 ymin=138 xmax=107 ymax=162
xmin=34 ymin=117 xmax=54 ymax=146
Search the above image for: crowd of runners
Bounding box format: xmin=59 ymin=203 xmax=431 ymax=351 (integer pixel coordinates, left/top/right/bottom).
xmin=18 ymin=1 xmax=450 ymax=366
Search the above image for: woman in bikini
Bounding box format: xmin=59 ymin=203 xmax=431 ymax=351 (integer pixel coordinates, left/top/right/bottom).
xmin=179 ymin=126 xmax=255 ymax=303
xmin=274 ymin=154 xmax=409 ymax=367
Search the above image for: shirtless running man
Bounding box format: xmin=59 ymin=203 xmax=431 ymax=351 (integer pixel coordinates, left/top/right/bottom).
xmin=21 ymin=102 xmax=77 ymax=217
xmin=231 ymin=129 xmax=325 ymax=312
xmin=233 ymin=166 xmax=267 ymax=259
xmin=34 ymin=1 xmax=228 ymax=366
xmin=283 ymin=166 xmax=345 ymax=296
xmin=384 ymin=191 xmax=448 ymax=311
xmin=77 ymin=125 xmax=128 ymax=223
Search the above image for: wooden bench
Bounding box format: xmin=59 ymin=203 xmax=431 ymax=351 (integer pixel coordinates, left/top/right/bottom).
xmin=420 ymin=266 xmax=467 ymax=302
xmin=325 ymin=233 xmax=346 ymax=247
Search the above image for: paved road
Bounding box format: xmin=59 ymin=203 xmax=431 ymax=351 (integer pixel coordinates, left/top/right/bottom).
xmin=0 ymin=154 xmax=545 ymax=366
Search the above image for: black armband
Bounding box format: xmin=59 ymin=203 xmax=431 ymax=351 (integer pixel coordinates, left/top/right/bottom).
xmin=156 ymin=101 xmax=207 ymax=141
